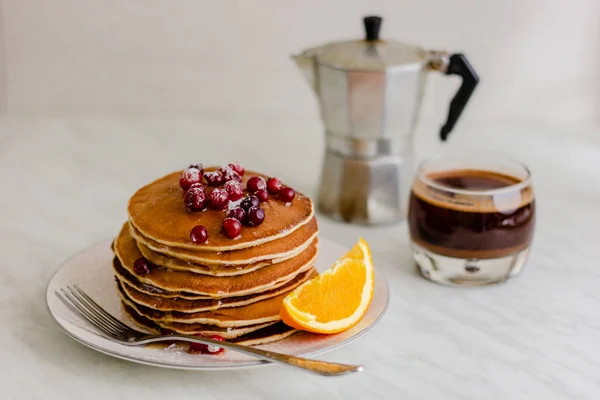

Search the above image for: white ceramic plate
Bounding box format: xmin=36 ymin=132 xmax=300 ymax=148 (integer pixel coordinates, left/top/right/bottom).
xmin=46 ymin=237 xmax=389 ymax=370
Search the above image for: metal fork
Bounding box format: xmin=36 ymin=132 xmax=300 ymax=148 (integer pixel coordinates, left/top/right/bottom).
xmin=55 ymin=285 xmax=363 ymax=376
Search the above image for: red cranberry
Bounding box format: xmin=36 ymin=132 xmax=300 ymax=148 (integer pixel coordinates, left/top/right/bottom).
xmin=189 ymin=334 xmax=225 ymax=354
xmin=256 ymin=189 xmax=269 ymax=203
xmin=133 ymin=257 xmax=151 ymax=275
xmin=219 ymin=166 xmax=242 ymax=183
xmin=267 ymin=177 xmax=282 ymax=195
xmin=179 ymin=168 xmax=202 ymax=190
xmin=204 ymin=170 xmax=224 ymax=186
xmin=279 ymin=187 xmax=296 ymax=203
xmin=188 ymin=164 xmax=204 ymax=175
xmin=209 ymin=188 xmax=229 ymax=210
xmin=190 ymin=225 xmax=208 ymax=244
xmin=240 ymin=195 xmax=260 ymax=212
xmin=184 ymin=187 xmax=208 ymax=212
xmin=228 ymin=162 xmax=244 ymax=177
xmin=245 ymin=206 xmax=265 ymax=227
xmin=227 ymin=207 xmax=246 ymax=222
xmin=183 ymin=182 xmax=205 ymax=198
xmin=224 ymin=180 xmax=244 ymax=201
xmin=206 ymin=335 xmax=225 ymax=354
xmin=188 ymin=182 xmax=206 ymax=192
xmin=246 ymin=176 xmax=266 ymax=193
xmin=222 ymin=217 xmax=242 ymax=239
xmin=189 ymin=338 xmax=207 ymax=353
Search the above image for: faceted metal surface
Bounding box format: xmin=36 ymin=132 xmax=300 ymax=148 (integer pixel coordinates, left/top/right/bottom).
xmin=294 ymin=37 xmax=449 ymax=225
xmin=298 ymin=39 xmax=425 ymax=71
xmin=317 ymin=65 xmax=426 ymax=148
xmin=347 ymin=71 xmax=386 ymax=140
xmin=318 ymin=151 xmax=415 ymax=225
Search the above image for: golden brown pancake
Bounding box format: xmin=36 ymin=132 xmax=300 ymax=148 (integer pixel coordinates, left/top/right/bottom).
xmin=118 ymin=282 xmax=290 ymax=327
xmin=120 ymin=302 xmax=277 ymax=339
xmin=230 ymin=322 xmax=297 ymax=346
xmin=130 ymin=217 xmax=318 ymax=269
xmin=137 ymin=239 xmax=276 ymax=276
xmin=117 ymin=166 xmax=317 ymax=347
xmin=113 ymin=258 xmax=212 ymax=300
xmin=117 ymin=268 xmax=316 ymax=313
xmin=122 ymin=303 xmax=297 ymax=345
xmin=114 ymin=223 xmax=317 ymax=297
xmin=128 ymin=169 xmax=314 ymax=251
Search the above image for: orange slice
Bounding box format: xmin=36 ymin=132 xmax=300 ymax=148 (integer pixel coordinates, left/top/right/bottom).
xmin=280 ymin=238 xmax=374 ymax=334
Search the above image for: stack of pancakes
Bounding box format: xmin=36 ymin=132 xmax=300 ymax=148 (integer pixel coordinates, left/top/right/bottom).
xmin=112 ymin=170 xmax=318 ymax=345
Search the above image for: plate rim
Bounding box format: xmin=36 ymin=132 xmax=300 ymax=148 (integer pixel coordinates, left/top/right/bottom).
xmin=46 ymin=238 xmax=390 ymax=370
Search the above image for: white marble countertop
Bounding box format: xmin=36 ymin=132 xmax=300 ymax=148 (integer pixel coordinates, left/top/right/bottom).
xmin=1 ymin=115 xmax=599 ymax=399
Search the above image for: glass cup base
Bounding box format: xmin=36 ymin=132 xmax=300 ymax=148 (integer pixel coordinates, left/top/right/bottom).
xmin=412 ymin=243 xmax=530 ymax=286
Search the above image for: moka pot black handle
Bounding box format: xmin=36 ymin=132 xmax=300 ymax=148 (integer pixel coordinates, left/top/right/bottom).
xmin=439 ymin=53 xmax=479 ymax=141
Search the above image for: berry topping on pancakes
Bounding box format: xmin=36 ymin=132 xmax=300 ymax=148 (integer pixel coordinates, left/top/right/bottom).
xmin=222 ymin=217 xmax=242 ymax=239
xmin=133 ymin=257 xmax=151 ymax=275
xmin=224 ymin=180 xmax=244 ymax=201
xmin=209 ymin=188 xmax=229 ymax=210
xmin=219 ymin=166 xmax=242 ymax=183
xmin=189 ymin=334 xmax=225 ymax=355
xmin=179 ymin=167 xmax=202 ymax=190
xmin=256 ymin=189 xmax=269 ymax=203
xmin=246 ymin=206 xmax=265 ymax=227
xmin=279 ymin=187 xmax=296 ymax=203
xmin=204 ymin=170 xmax=225 ymax=186
xmin=267 ymin=177 xmax=282 ymax=195
xmin=247 ymin=176 xmax=266 ymax=193
xmin=184 ymin=187 xmax=208 ymax=212
xmin=241 ymin=195 xmax=260 ymax=211
xmin=189 ymin=225 xmax=208 ymax=244
xmin=226 ymin=207 xmax=246 ymax=222
xmin=228 ymin=162 xmax=245 ymax=177
xmin=188 ymin=164 xmax=204 ymax=174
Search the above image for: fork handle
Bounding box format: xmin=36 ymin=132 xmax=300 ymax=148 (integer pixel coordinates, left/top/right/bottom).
xmin=140 ymin=335 xmax=363 ymax=376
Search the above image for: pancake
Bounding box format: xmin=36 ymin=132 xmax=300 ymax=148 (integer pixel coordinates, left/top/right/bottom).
xmin=114 ymin=223 xmax=318 ymax=297
xmin=118 ymin=281 xmax=289 ymax=327
xmin=128 ymin=169 xmax=314 ymax=251
xmin=116 ymin=165 xmax=318 ymax=348
xmin=137 ymin=239 xmax=281 ymax=276
xmin=130 ymin=217 xmax=318 ymax=269
xmin=117 ymin=268 xmax=317 ymax=313
xmin=120 ymin=302 xmax=277 ymax=339
xmin=122 ymin=303 xmax=297 ymax=345
xmin=229 ymin=322 xmax=297 ymax=346
xmin=113 ymin=258 xmax=212 ymax=300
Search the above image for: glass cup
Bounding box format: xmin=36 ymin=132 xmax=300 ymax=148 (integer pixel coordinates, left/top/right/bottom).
xmin=407 ymin=155 xmax=535 ymax=286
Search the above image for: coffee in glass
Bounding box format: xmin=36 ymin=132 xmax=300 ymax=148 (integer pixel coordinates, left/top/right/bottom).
xmin=408 ymin=156 xmax=535 ymax=285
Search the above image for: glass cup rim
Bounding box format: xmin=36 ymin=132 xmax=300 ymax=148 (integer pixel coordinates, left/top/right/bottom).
xmin=417 ymin=154 xmax=532 ymax=196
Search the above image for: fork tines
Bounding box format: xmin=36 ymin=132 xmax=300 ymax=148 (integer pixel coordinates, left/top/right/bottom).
xmin=55 ymin=285 xmax=130 ymax=338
